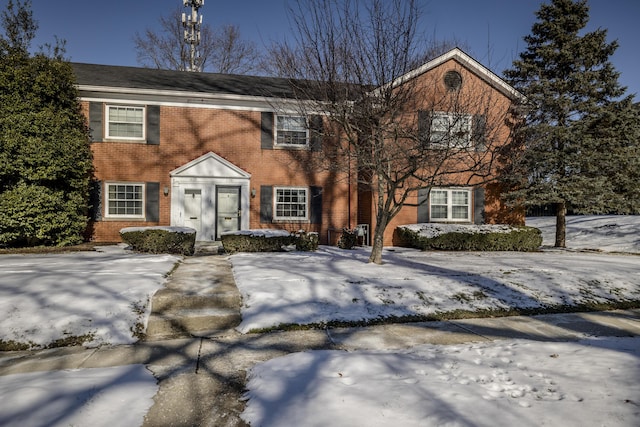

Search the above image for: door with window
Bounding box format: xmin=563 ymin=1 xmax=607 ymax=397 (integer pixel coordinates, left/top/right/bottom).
xmin=216 ymin=186 xmax=241 ymax=239
xmin=184 ymin=189 xmax=202 ymax=238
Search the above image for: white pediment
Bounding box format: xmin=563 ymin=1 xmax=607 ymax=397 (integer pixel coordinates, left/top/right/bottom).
xmin=170 ymin=151 xmax=251 ymax=178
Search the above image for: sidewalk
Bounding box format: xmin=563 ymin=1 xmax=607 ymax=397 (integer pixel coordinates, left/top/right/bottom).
xmin=1 ymin=251 xmax=639 ymax=426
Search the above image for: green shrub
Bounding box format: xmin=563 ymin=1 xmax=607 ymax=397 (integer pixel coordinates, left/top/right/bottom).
xmin=221 ymin=230 xmax=319 ymax=253
xmin=0 ymin=184 xmax=88 ymax=247
xmin=337 ymin=228 xmax=358 ymax=249
xmin=120 ymin=227 xmax=196 ymax=255
xmin=396 ymin=224 xmax=542 ymax=252
xmin=0 ymin=49 xmax=92 ymax=248
xmin=221 ymin=231 xmax=294 ymax=253
xmin=295 ymin=231 xmax=319 ymax=251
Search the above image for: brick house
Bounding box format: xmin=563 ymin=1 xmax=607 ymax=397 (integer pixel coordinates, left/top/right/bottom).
xmin=73 ymin=48 xmax=522 ymax=246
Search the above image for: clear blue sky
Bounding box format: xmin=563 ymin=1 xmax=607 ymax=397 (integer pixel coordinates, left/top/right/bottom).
xmin=14 ymin=0 xmax=640 ymax=97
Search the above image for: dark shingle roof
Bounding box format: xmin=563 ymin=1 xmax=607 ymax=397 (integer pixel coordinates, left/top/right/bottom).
xmin=71 ymin=63 xmax=304 ymax=99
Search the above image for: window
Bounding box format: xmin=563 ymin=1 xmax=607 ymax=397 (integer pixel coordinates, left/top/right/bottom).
xmin=430 ymin=112 xmax=472 ymax=149
xmin=106 ymin=183 xmax=144 ymax=218
xmin=444 ymin=70 xmax=463 ymax=91
xmin=430 ymin=188 xmax=471 ymax=222
xmin=274 ymin=187 xmax=308 ymax=220
xmin=106 ymin=105 xmax=145 ymax=140
xmin=276 ymin=115 xmax=308 ymax=146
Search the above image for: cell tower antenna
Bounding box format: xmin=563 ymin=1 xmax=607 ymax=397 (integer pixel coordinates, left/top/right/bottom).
xmin=181 ymin=0 xmax=204 ymax=72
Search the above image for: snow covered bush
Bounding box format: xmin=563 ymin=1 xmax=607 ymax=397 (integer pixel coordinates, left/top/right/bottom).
xmin=221 ymin=229 xmax=296 ymax=253
xmin=295 ymin=231 xmax=319 ymax=251
xmin=120 ymin=226 xmax=196 ymax=255
xmin=337 ymin=228 xmax=358 ymax=249
xmin=221 ymin=229 xmax=319 ymax=253
xmin=397 ymin=224 xmax=542 ymax=251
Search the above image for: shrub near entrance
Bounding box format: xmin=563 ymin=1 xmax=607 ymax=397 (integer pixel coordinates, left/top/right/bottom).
xmin=221 ymin=230 xmax=319 ymax=253
xmin=120 ymin=226 xmax=196 ymax=255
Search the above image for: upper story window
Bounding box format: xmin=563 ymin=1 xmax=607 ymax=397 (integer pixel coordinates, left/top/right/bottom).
xmin=430 ymin=188 xmax=471 ymax=222
xmin=444 ymin=70 xmax=463 ymax=91
xmin=276 ymin=115 xmax=309 ymax=147
xmin=106 ymin=105 xmax=145 ymax=140
xmin=274 ymin=187 xmax=308 ymax=220
xmin=105 ymin=182 xmax=145 ymax=218
xmin=430 ymin=112 xmax=472 ymax=149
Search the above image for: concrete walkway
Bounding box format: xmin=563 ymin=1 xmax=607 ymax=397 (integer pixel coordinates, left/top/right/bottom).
xmin=1 ymin=251 xmax=639 ymax=426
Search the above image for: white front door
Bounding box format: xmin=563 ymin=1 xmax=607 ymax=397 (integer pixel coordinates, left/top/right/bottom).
xmin=184 ymin=189 xmax=202 ymax=238
xmin=216 ymin=186 xmax=240 ymax=239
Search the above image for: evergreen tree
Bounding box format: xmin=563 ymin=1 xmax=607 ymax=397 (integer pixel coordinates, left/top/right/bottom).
xmin=0 ymin=0 xmax=93 ymax=247
xmin=502 ymin=0 xmax=638 ymax=247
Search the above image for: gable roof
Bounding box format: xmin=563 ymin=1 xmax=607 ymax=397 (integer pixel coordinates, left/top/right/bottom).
xmin=390 ymin=48 xmax=524 ymax=101
xmin=72 ymin=48 xmax=522 ymax=104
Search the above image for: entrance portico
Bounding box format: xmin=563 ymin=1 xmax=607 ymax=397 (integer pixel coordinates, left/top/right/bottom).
xmin=170 ymin=152 xmax=251 ymax=241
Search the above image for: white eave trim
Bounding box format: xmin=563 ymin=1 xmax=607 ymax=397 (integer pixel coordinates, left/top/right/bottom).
xmin=386 ymin=48 xmax=525 ymax=101
xmin=75 ymin=84 xmax=323 ymax=113
xmin=76 ymin=84 xmax=272 ymax=103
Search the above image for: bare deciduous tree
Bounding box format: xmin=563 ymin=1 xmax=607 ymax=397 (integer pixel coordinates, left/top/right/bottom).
xmin=269 ymin=0 xmax=517 ymax=264
xmin=133 ymin=6 xmax=260 ymax=74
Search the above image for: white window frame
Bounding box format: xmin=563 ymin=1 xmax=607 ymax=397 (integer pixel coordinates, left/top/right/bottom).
xmin=274 ymin=186 xmax=309 ymax=221
xmin=275 ymin=115 xmax=309 ymax=147
xmin=105 ymin=105 xmax=146 ymax=141
xmin=105 ymin=182 xmax=145 ymax=219
xmin=430 ymin=112 xmax=472 ymax=149
xmin=429 ymin=188 xmax=472 ymax=222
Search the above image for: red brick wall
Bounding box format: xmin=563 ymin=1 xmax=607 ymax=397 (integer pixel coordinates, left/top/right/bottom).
xmin=85 ymin=104 xmax=354 ymax=242
xmin=363 ymin=58 xmax=519 ymax=246
xmin=81 ymin=56 xmax=518 ymax=246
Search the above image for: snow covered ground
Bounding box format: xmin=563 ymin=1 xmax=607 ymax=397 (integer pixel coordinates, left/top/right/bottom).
xmin=0 ymin=246 xmax=178 ymax=427
xmin=233 ymin=216 xmax=640 ymax=333
xmin=0 ymin=216 xmax=639 ymax=426
xmin=237 ymin=215 xmax=640 ymax=426
xmin=527 ymin=215 xmax=640 ymax=253
xmin=234 ymin=247 xmax=640 ymax=332
xmin=0 ymin=365 xmax=157 ymax=427
xmin=0 ymin=245 xmax=179 ymax=348
xmin=242 ymin=337 xmax=640 ymax=427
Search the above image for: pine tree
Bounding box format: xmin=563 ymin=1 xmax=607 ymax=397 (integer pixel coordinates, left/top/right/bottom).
xmin=0 ymin=0 xmax=93 ymax=247
xmin=502 ymin=0 xmax=638 ymax=247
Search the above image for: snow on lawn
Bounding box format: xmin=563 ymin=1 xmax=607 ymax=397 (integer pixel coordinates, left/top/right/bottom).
xmin=0 ymin=215 xmax=637 ymax=427
xmin=232 ymin=247 xmax=640 ymax=333
xmin=0 ymin=365 xmax=157 ymax=427
xmin=240 ymin=215 xmax=640 ymax=426
xmin=527 ymin=215 xmax=640 ymax=253
xmin=0 ymin=245 xmax=179 ymax=348
xmin=242 ymin=337 xmax=640 ymax=427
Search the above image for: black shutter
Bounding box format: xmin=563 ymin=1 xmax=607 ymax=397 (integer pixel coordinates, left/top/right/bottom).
xmin=88 ymin=180 xmax=102 ymax=221
xmin=89 ymin=102 xmax=103 ymax=142
xmin=417 ymin=187 xmax=430 ymax=223
xmin=260 ymin=185 xmax=273 ymax=223
xmin=417 ymin=110 xmax=431 ymax=146
xmin=309 ymin=115 xmax=323 ymax=151
xmin=474 ymin=186 xmax=485 ymax=224
xmin=147 ymin=105 xmax=160 ymax=145
xmin=310 ymin=186 xmax=323 ymax=224
xmin=146 ymin=182 xmax=160 ymax=222
xmin=472 ymin=114 xmax=487 ymax=151
xmin=261 ymin=112 xmax=274 ymax=149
